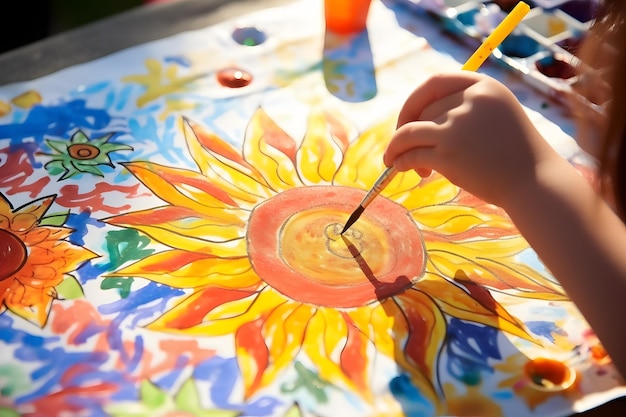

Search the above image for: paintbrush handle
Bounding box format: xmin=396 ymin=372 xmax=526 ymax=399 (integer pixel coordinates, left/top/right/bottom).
xmin=462 ymin=1 xmax=530 ymax=71
xmin=358 ymin=166 xmax=398 ymax=209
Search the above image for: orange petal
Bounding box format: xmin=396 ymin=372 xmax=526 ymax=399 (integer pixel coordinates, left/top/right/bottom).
xmin=182 ymin=118 xmax=273 ymax=204
xmin=393 ymin=289 xmax=446 ymax=386
xmin=236 ymin=317 xmax=269 ymax=397
xmin=147 ymin=286 xmax=255 ymax=330
xmin=122 ymin=162 xmax=241 ymax=209
xmin=339 ymin=311 xmax=371 ymax=394
xmin=243 ymin=108 xmax=302 ymax=191
xmin=415 ymin=273 xmax=536 ymax=343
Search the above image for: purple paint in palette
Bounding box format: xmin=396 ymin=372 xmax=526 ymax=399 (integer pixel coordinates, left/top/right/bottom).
xmin=556 ymin=34 xmax=585 ymax=57
xmin=535 ymin=54 xmax=577 ymax=79
xmin=558 ymin=0 xmax=599 ymax=23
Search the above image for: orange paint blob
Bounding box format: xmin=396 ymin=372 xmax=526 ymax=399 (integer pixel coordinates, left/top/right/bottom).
xmin=324 ymin=0 xmax=371 ymax=34
xmin=524 ymin=357 xmax=577 ymax=391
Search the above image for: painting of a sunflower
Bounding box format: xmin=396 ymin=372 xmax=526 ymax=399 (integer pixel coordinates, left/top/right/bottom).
xmin=0 ymin=193 xmax=97 ymax=326
xmin=104 ymin=108 xmax=567 ymax=410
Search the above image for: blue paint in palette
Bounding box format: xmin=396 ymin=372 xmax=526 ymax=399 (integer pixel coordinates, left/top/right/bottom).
xmin=499 ymin=33 xmax=541 ymax=57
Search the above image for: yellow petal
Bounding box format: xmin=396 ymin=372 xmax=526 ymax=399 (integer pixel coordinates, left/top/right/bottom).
xmin=0 ymin=193 xmax=12 ymax=219
xmin=194 ymin=288 xmax=288 ymax=335
xmin=108 ymin=252 xmax=260 ymax=289
xmin=5 ymin=285 xmax=52 ymax=327
xmin=304 ymin=309 xmax=363 ymax=395
xmin=319 ymin=308 xmax=348 ymax=361
xmin=338 ymin=310 xmax=372 ymax=396
xmin=416 ymin=204 xmax=513 ymax=234
xmin=108 ymin=205 xmax=245 ymax=242
xmin=147 ymin=286 xmax=256 ymax=331
xmin=393 ymin=289 xmax=446 ymax=385
xmin=181 ymin=118 xmax=274 ymax=205
xmin=415 ymin=273 xmax=536 ymax=343
xmin=260 ymin=303 xmax=316 ymax=388
xmin=243 ymin=108 xmax=303 ymax=191
xmin=397 ymin=175 xmax=461 ymax=214
xmin=373 ymin=294 xmax=443 ymax=407
xmin=369 ymin=300 xmax=405 ymax=358
xmin=345 ymin=305 xmax=374 ymax=341
xmin=114 ymin=221 xmax=247 ymax=257
xmin=16 ymin=195 xmax=54 ymax=221
xmin=121 ymin=162 xmax=246 ymax=220
xmin=426 ymin=240 xmax=566 ymax=299
xmin=297 ymin=110 xmax=344 ymax=184
xmin=379 ymin=169 xmax=423 ymax=206
xmin=236 ymin=316 xmax=269 ymax=396
xmin=333 ymin=114 xmax=395 ymax=189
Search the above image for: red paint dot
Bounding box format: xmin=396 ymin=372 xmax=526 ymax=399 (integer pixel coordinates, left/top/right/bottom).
xmin=216 ymin=67 xmax=253 ymax=88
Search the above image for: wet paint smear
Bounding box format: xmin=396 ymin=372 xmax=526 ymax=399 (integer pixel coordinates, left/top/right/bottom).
xmin=216 ymin=67 xmax=253 ymax=88
xmin=536 ymin=54 xmax=577 ymax=79
xmin=232 ymin=26 xmax=267 ymax=46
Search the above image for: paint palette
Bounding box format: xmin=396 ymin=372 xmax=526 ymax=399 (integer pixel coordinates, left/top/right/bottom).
xmin=404 ymin=0 xmax=608 ymax=113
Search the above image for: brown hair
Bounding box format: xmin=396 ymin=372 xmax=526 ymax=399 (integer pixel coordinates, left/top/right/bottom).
xmin=578 ymin=0 xmax=626 ymax=218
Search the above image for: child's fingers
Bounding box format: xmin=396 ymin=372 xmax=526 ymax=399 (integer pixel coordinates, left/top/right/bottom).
xmin=396 ymin=72 xmax=482 ymax=128
xmin=393 ymin=149 xmax=435 ymax=178
xmin=383 ymin=121 xmax=440 ymax=166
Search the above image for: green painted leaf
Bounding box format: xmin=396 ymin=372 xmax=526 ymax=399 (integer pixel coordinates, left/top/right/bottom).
xmin=101 ymin=277 xmax=134 ymax=298
xmin=0 ymin=407 xmax=21 ymax=417
xmin=174 ymin=379 xmax=240 ymax=417
xmin=55 ymin=275 xmax=84 ymax=300
xmin=283 ymin=403 xmax=303 ymax=417
xmin=46 ymin=138 xmax=69 ymax=153
xmin=71 ymin=130 xmax=90 ymax=144
xmin=44 ymin=160 xmax=66 ymax=175
xmin=139 ymin=380 xmax=170 ymax=409
xmin=39 ymin=210 xmax=70 ymax=227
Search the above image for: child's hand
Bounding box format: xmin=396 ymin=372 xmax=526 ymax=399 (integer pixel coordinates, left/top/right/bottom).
xmin=384 ymin=71 xmax=560 ymax=207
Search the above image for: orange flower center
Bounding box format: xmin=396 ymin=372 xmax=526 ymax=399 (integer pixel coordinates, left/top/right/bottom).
xmin=68 ymin=143 xmax=100 ymax=160
xmin=0 ymin=229 xmax=27 ymax=281
xmin=247 ymin=186 xmax=425 ymax=307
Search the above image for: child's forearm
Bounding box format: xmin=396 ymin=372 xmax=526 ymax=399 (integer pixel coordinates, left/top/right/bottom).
xmin=502 ymin=157 xmax=626 ymax=376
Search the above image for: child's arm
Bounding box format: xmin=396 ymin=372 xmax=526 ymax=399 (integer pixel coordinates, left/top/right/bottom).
xmin=384 ymin=71 xmax=626 ymax=376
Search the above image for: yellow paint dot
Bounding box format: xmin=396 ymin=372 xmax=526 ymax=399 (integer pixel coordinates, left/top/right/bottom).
xmin=0 ymin=100 xmax=11 ymax=117
xmin=11 ymin=90 xmax=42 ymax=109
xmin=547 ymin=16 xmax=567 ymax=37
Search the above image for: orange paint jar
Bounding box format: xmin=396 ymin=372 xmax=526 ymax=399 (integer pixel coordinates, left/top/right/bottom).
xmin=324 ymin=0 xmax=372 ymax=34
